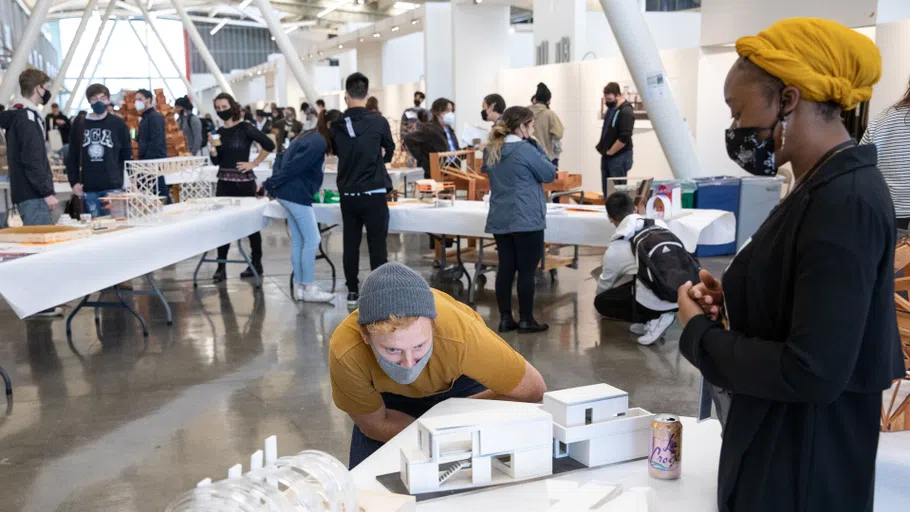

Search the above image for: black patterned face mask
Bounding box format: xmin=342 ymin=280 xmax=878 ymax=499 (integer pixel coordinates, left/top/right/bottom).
xmin=725 ymin=119 xmax=779 ymax=176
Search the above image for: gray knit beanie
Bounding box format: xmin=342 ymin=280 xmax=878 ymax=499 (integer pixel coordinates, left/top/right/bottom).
xmin=357 ymin=263 xmax=437 ymax=325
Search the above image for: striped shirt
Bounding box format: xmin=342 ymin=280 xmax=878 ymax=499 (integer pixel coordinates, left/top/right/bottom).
xmin=860 ymin=106 xmax=910 ymax=218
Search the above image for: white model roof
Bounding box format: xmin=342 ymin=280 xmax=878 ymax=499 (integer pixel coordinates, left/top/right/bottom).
xmin=544 ymin=384 xmax=628 ymax=406
xmin=419 ymin=408 xmax=551 ymax=434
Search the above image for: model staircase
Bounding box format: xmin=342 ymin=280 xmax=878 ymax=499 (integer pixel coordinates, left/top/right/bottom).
xmin=438 ymin=459 xmax=472 ymax=484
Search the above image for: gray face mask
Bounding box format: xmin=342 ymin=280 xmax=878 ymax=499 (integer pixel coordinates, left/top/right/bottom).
xmin=371 ymin=343 xmax=433 ymax=385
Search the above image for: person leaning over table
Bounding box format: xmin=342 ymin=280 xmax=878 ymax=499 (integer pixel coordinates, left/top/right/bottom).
xmin=675 ymin=18 xmax=904 ymax=512
xmin=483 ymin=106 xmax=557 ymax=335
xmin=329 ymin=263 xmax=547 ymax=468
xmin=209 ymin=92 xmax=275 ymax=283
xmin=261 ymin=109 xmax=343 ymax=304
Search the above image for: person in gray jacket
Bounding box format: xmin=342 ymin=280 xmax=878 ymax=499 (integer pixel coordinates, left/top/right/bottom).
xmin=175 ymin=96 xmax=203 ymax=155
xmin=483 ymin=106 xmax=557 ymax=335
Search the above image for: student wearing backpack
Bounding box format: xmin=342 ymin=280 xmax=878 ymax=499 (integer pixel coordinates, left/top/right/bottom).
xmin=595 ymin=193 xmax=698 ymax=345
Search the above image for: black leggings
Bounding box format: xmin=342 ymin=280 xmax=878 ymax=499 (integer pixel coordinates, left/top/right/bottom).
xmin=494 ymin=230 xmax=544 ymax=321
xmin=340 ymin=194 xmax=389 ymax=293
xmin=594 ymin=281 xmax=666 ymax=323
xmin=216 ymin=180 xmax=262 ymax=266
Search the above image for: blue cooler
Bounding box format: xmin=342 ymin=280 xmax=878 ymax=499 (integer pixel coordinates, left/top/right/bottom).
xmin=694 ymin=177 xmax=741 ymax=256
xmin=737 ymin=176 xmax=783 ymax=250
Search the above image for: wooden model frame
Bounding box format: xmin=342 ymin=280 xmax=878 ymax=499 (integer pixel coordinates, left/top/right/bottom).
xmin=884 ymin=238 xmax=910 ymax=432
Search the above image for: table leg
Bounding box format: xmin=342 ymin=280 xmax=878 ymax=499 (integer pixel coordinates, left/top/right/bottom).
xmin=145 ymin=273 xmax=173 ymax=325
xmin=470 ymin=242 xmax=484 ymax=306
xmin=454 ymin=236 xmax=472 ymax=292
xmin=66 ymin=294 xmax=92 ymax=336
xmin=113 ymin=284 xmax=149 ymax=337
xmin=0 ymin=364 xmax=12 ymax=397
xmin=192 ymin=251 xmax=207 ymax=288
xmin=316 ymin=223 xmax=338 ymax=293
xmin=236 ymin=242 xmax=261 ymax=289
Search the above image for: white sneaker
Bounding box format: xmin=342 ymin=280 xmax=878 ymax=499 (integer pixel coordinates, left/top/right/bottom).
xmin=637 ymin=313 xmax=676 ymax=346
xmin=302 ymin=285 xmax=335 ymax=303
xmin=294 ymin=284 xmax=305 ymax=302
xmin=629 ymin=323 xmax=647 ymax=336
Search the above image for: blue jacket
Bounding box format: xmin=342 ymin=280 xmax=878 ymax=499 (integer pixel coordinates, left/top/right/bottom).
xmin=483 ymin=137 xmax=557 ymax=234
xmin=138 ymin=108 xmax=167 ymax=160
xmin=263 ymin=131 xmax=326 ymax=206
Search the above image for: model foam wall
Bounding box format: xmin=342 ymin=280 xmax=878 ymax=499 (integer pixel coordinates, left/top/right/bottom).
xmin=543 ymin=383 xmax=654 ymax=468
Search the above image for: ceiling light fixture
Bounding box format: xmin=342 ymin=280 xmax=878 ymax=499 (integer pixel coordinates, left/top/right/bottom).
xmin=509 ymin=26 xmax=515 ymax=34
xmin=473 ymin=0 xmax=483 ymax=4
xmin=338 ymin=44 xmax=344 ymax=49
xmin=317 ymin=0 xmax=354 ymax=18
xmin=391 ymin=25 xmax=400 ymax=32
xmin=284 ymin=25 xmax=299 ymax=34
xmin=308 ymin=53 xmax=314 ymax=58
xmin=359 ymin=37 xmax=364 ymax=42
xmin=373 ymin=32 xmax=380 ymax=38
xmin=209 ymin=19 xmax=228 ymax=35
xmin=411 ymin=19 xmax=418 ymax=25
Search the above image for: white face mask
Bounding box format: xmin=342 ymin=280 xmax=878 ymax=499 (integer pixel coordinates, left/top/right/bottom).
xmin=135 ymin=100 xmax=146 ymax=112
xmin=442 ymin=111 xmax=456 ymax=127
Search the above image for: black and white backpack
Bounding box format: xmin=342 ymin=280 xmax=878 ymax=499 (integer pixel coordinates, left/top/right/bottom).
xmin=630 ymin=219 xmax=701 ymax=303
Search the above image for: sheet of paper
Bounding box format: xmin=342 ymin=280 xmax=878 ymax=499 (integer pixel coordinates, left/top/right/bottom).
xmin=461 ymin=123 xmax=490 ymax=147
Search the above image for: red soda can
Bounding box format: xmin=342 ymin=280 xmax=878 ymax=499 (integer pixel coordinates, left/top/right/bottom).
xmin=649 ymin=414 xmax=682 ymax=479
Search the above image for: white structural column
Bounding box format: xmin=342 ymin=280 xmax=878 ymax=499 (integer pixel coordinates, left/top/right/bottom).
xmin=423 ymin=2 xmax=453 ymax=103
xmin=134 ymin=0 xmax=197 ymax=104
xmin=126 ymin=21 xmax=176 ymax=99
xmin=252 ymin=0 xmax=319 ymax=102
xmin=44 ymin=0 xmax=99 ymax=113
xmin=170 ymin=0 xmax=234 ymax=96
xmin=0 ymin=0 xmax=54 ymax=104
xmin=451 ymin=2 xmax=509 ymax=139
xmin=62 ymin=0 xmax=118 ymax=113
xmin=599 ymin=0 xmax=703 ymax=178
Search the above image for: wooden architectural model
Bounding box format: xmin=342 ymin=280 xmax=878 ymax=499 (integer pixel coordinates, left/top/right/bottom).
xmin=400 ymin=408 xmax=553 ymax=494
xmin=543 ymin=384 xmax=654 ymax=468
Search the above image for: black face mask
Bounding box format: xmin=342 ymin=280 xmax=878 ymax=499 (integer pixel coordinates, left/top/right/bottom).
xmin=724 ymin=93 xmax=789 ymax=176
xmin=39 ymin=87 xmax=51 ymax=106
xmin=414 ymin=99 xmax=423 ymax=107
xmin=481 ymin=110 xmax=489 ymax=122
xmin=216 ymin=110 xmax=233 ymax=121
xmin=605 ymin=100 xmax=617 ymax=109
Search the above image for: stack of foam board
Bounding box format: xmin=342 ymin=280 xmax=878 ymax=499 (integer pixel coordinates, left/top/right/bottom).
xmin=543 ymin=384 xmax=655 ymax=468
xmin=400 ymin=408 xmax=554 ymax=494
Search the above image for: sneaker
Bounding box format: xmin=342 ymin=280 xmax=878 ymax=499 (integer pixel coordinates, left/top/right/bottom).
xmin=212 ymin=268 xmax=226 ymax=283
xmin=302 ymin=285 xmax=334 ymax=303
xmin=28 ymin=307 xmax=63 ymax=318
xmin=346 ymin=292 xmax=359 ymax=306
xmin=294 ymin=284 xmax=305 ymax=302
xmin=637 ymin=313 xmax=676 ymax=346
xmin=629 ymin=323 xmax=647 ymax=336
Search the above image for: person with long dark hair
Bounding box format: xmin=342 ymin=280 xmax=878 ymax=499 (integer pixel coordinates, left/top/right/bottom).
xmin=861 ymin=76 xmax=910 ymax=229
xmin=209 ymin=92 xmax=275 ymax=282
xmin=483 ymin=106 xmax=557 ymax=334
xmin=262 ymin=109 xmax=343 ymax=303
xmin=402 ymin=97 xmax=459 ymax=179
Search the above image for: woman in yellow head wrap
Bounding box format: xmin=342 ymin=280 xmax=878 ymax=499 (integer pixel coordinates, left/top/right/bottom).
xmin=676 ymin=18 xmax=904 ymax=512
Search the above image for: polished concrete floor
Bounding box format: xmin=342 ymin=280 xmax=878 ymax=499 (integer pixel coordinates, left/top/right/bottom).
xmin=0 ymin=224 xmax=725 ymax=511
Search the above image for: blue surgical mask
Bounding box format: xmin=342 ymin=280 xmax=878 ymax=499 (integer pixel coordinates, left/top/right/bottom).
xmin=370 ymin=343 xmax=433 ymax=385
xmin=91 ymin=101 xmax=107 ymax=115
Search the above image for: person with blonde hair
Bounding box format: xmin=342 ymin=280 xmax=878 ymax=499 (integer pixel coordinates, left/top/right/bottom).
xmin=329 ymin=263 xmax=547 ymax=468
xmin=483 ymin=106 xmax=557 ymax=334
xmin=676 ymin=18 xmax=904 ymax=511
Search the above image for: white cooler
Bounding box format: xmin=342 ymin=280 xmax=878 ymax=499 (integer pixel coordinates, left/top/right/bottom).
xmin=737 ymin=176 xmax=784 ymax=250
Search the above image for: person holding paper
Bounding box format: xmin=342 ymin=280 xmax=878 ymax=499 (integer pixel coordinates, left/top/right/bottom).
xmin=676 ymin=18 xmax=904 ymax=512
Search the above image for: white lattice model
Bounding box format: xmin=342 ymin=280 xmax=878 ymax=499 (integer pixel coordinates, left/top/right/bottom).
xmin=543 ymin=384 xmax=655 ymax=468
xmin=125 ymin=156 xmax=211 ymax=201
xmin=101 ymin=192 xmax=163 ymax=224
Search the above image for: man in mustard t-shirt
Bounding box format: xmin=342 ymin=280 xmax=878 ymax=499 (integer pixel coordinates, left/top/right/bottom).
xmin=330 ymin=263 xmax=547 ymax=468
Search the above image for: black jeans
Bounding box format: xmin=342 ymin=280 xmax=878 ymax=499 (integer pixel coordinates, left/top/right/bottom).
xmin=348 ymin=375 xmax=485 ymax=469
xmin=340 ymin=193 xmax=389 ymax=293
xmin=216 ymin=180 xmax=262 ymax=267
xmin=494 ymin=230 xmax=544 ymax=321
xmin=601 ymin=151 xmax=633 ymax=192
xmin=594 ymin=281 xmax=666 ymax=323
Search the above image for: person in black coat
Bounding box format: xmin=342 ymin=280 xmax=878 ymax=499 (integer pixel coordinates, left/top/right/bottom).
xmin=135 ymin=89 xmax=169 ymax=203
xmin=402 ymin=97 xmax=459 ymax=179
xmin=676 ymin=18 xmax=904 ymax=512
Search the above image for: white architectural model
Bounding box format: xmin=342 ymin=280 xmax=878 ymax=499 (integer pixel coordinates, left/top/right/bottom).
xmin=543 ymin=384 xmax=654 ymax=467
xmin=125 ymin=156 xmax=212 ymax=202
xmin=400 ymin=408 xmax=553 ymax=493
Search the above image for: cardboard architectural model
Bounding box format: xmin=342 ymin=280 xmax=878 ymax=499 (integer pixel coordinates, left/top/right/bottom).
xmin=543 ymin=384 xmax=654 ymax=467
xmin=400 ymin=408 xmax=553 ymax=494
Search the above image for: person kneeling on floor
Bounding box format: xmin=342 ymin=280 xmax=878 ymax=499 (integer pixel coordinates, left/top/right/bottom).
xmin=329 ymin=262 xmax=547 ymax=468
xmin=594 ymin=192 xmax=700 ymax=345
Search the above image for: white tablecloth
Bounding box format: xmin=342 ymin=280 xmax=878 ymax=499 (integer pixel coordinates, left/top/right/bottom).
xmin=264 ymin=201 xmax=735 ymax=250
xmin=322 ymin=167 xmax=425 ymax=192
xmin=164 ymin=166 xmax=424 ymax=193
xmin=0 ymin=198 xmax=271 ymax=318
xmin=350 ymin=399 xmax=910 ymax=511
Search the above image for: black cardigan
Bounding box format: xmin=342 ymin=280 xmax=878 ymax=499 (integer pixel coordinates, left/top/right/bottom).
xmin=402 ymin=121 xmax=460 ymax=179
xmin=680 ymin=144 xmax=905 ymax=512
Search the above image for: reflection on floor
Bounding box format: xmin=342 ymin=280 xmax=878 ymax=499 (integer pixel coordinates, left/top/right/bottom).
xmin=0 ymin=224 xmax=729 ymax=511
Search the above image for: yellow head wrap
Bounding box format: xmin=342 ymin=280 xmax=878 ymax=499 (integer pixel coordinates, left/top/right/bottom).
xmin=735 ymin=17 xmax=881 ymax=111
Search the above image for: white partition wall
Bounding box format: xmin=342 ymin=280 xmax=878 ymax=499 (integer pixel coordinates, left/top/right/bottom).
xmin=534 ymin=0 xmax=586 ymax=63
xmin=452 ymin=2 xmax=510 ymax=139
xmin=870 ymin=21 xmax=910 ymax=116
xmin=693 ymin=47 xmax=747 ymax=178
xmin=383 ymin=32 xmax=425 ymax=87
xmin=424 ymin=2 xmax=454 ymax=106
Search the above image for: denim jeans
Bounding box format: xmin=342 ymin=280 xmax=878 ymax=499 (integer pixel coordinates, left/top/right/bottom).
xmin=279 ymin=199 xmax=320 ymax=285
xmin=17 ymin=198 xmax=53 ymax=226
xmin=84 ymin=188 xmax=123 ymax=218
xmin=347 ymin=375 xmax=486 ymax=469
xmin=601 ymin=150 xmax=634 ymax=193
